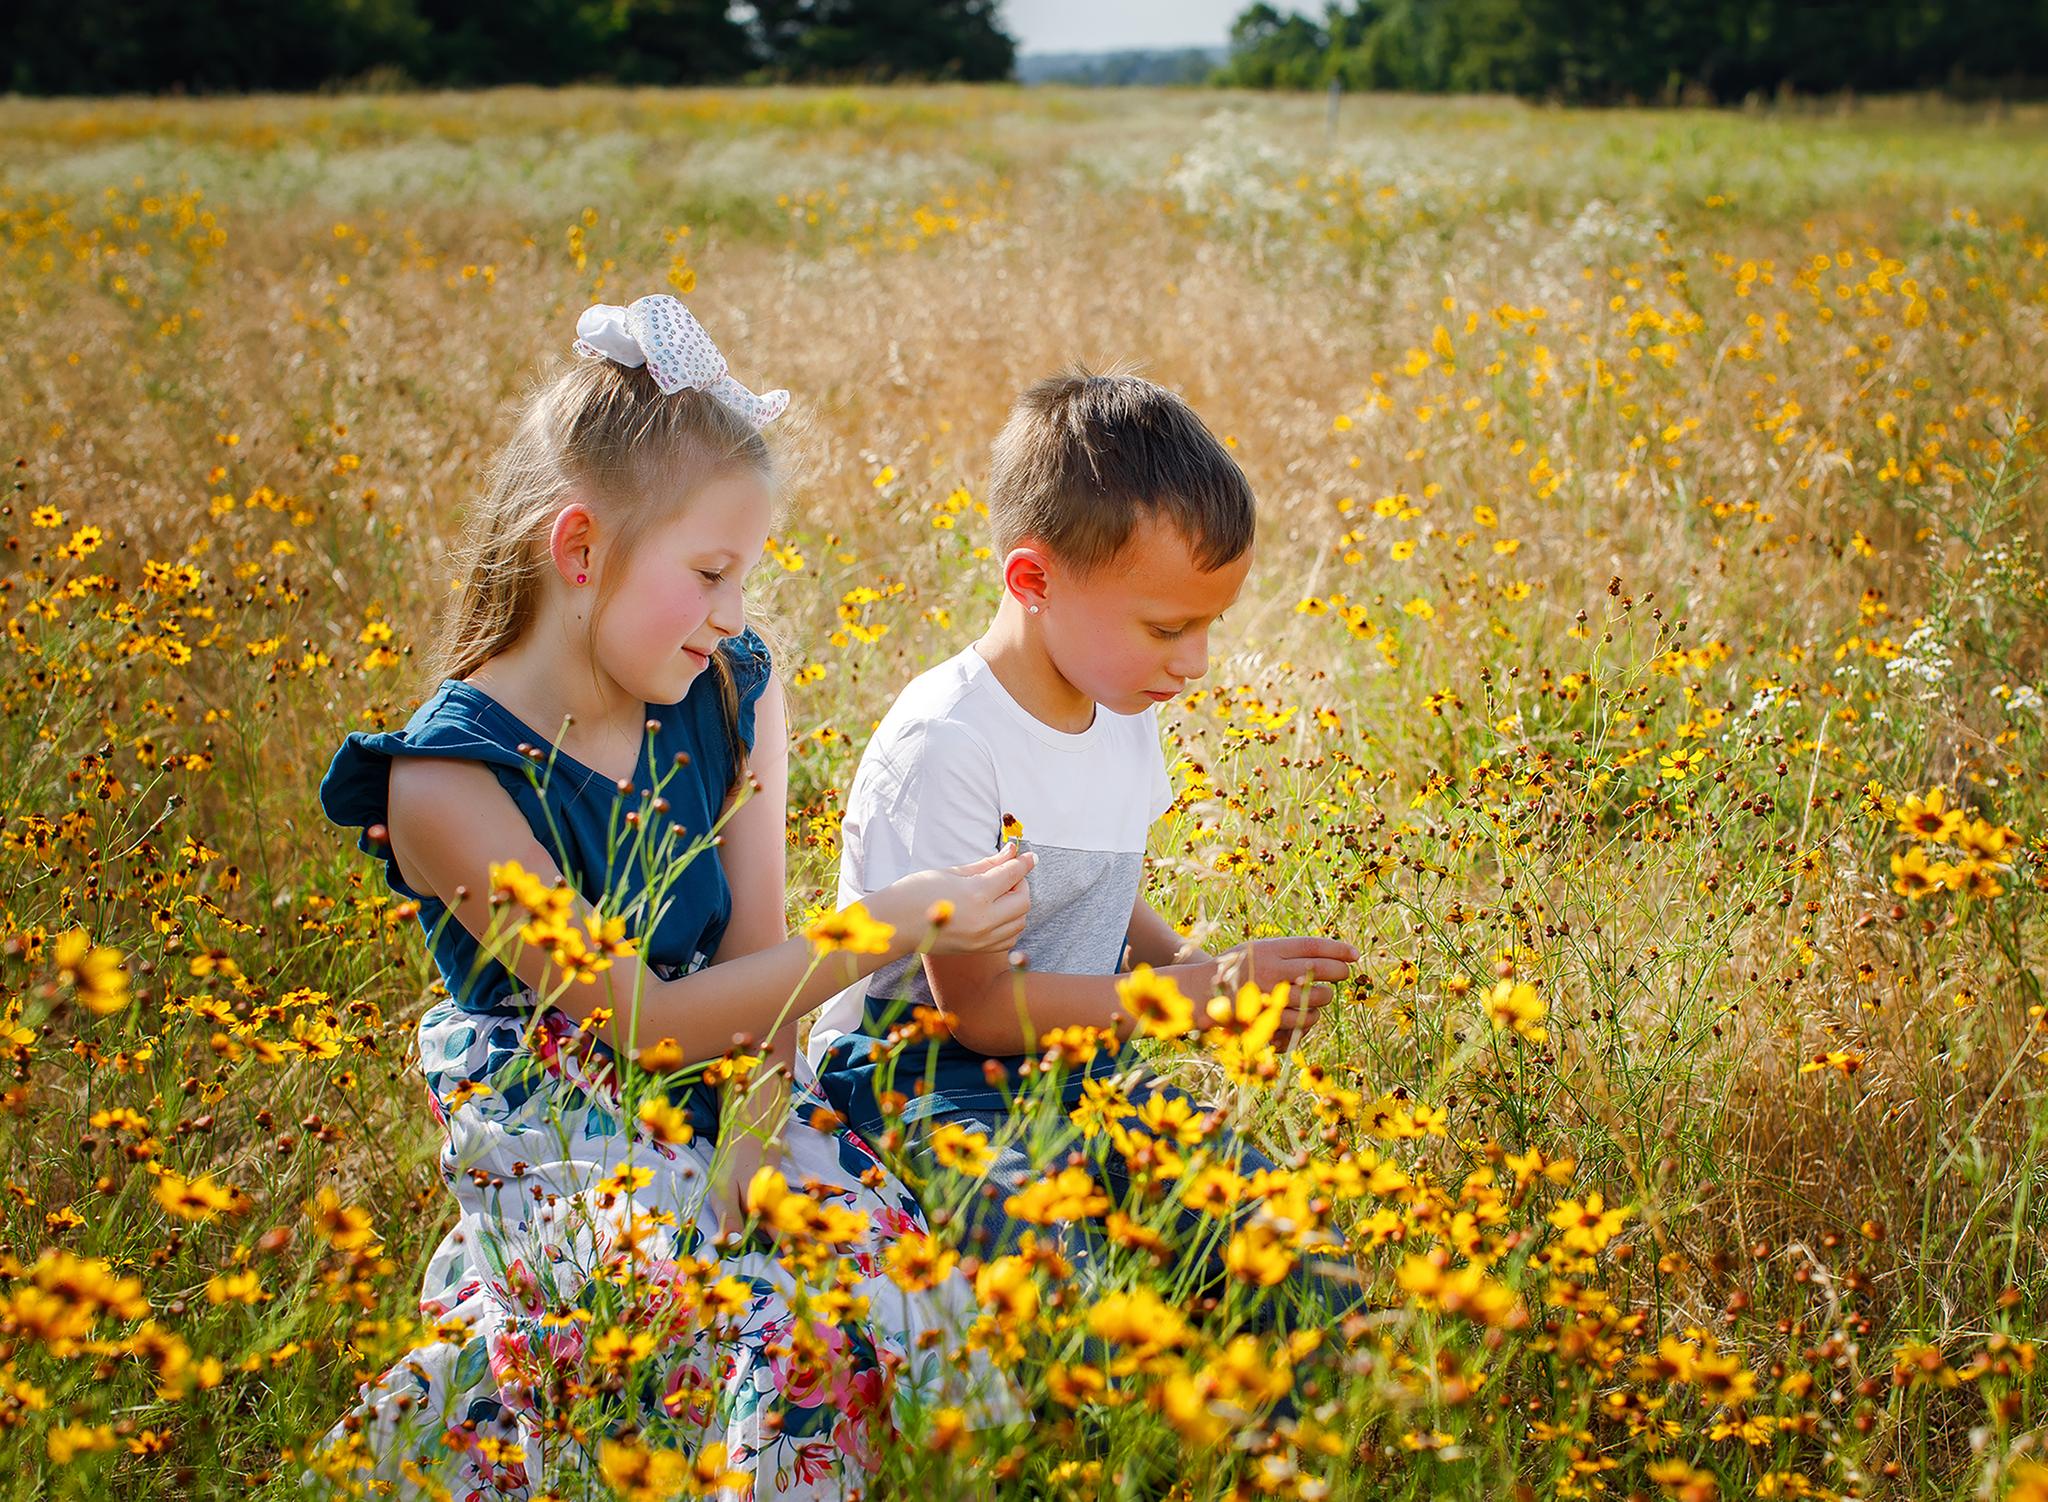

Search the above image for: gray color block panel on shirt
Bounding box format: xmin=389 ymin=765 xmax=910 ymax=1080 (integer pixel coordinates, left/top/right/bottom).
xmin=865 ymin=842 xmax=1141 ymax=1013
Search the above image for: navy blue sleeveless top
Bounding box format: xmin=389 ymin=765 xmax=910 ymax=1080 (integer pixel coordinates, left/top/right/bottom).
xmin=320 ymin=629 xmax=772 ymax=1130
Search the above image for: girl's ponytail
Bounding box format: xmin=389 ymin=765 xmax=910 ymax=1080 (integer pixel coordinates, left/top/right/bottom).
xmin=433 ymin=350 xmax=779 ymax=796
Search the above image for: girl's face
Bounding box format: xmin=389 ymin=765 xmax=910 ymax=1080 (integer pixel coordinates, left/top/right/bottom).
xmin=588 ymin=468 xmax=774 ymax=707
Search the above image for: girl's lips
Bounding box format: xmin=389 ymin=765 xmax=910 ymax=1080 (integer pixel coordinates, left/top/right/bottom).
xmin=681 ymin=646 xmax=711 ymax=669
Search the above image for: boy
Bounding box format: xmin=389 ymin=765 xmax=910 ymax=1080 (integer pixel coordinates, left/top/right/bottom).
xmin=806 ymin=367 xmax=1357 ymax=1282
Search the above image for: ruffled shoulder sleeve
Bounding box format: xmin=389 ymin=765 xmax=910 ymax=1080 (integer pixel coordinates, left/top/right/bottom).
xmin=318 ymin=681 xmax=538 ymax=899
xmin=720 ymin=626 xmax=774 ymax=752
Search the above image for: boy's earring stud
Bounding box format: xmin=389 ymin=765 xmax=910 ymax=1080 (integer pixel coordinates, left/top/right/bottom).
xmin=1028 ymin=604 xmax=1041 ymax=614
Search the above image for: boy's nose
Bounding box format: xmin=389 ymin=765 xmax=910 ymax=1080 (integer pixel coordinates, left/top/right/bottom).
xmin=1168 ymin=631 xmax=1209 ymax=681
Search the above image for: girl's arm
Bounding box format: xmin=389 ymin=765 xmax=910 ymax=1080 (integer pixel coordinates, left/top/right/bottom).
xmin=697 ymin=673 xmax=790 ymax=1227
xmin=711 ymin=672 xmax=791 ymax=963
xmin=384 ymin=754 xmax=1032 ymax=1067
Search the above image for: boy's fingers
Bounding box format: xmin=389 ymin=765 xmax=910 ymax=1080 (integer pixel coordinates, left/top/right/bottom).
xmin=1281 ymin=936 xmax=1359 ymax=962
xmin=1277 ymin=957 xmax=1354 ymax=984
xmin=1261 ymin=936 xmax=1357 ymax=962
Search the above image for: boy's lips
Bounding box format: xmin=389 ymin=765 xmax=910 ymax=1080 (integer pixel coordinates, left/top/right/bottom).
xmin=1144 ymin=689 xmax=1178 ymax=703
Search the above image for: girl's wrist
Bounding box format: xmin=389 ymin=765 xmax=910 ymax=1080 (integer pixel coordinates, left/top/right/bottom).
xmin=866 ymin=884 xmax=930 ymax=965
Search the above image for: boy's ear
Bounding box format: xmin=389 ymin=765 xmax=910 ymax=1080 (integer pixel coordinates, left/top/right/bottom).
xmin=548 ymin=502 xmax=597 ymax=585
xmin=1002 ymin=544 xmax=1052 ymax=612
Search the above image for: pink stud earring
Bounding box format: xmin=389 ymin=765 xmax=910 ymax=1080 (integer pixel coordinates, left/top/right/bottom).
xmin=576 ymin=573 xmax=587 ymax=585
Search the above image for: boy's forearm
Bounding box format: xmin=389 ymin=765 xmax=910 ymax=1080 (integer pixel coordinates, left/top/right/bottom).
xmin=950 ymin=959 xmax=1216 ymax=1055
xmin=1124 ymin=896 xmax=1208 ymax=970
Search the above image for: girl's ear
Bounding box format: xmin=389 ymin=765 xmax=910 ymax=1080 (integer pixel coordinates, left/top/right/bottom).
xmin=548 ymin=503 xmax=596 ymax=586
xmin=1002 ymin=544 xmax=1052 ymax=612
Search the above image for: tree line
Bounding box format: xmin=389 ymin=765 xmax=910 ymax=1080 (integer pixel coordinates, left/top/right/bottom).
xmin=1217 ymin=0 xmax=2048 ymax=102
xmin=2 ymin=0 xmax=1014 ymax=94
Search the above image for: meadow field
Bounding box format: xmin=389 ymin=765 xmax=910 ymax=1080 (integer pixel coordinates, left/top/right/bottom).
xmin=1 ymin=84 xmax=2045 ymax=1500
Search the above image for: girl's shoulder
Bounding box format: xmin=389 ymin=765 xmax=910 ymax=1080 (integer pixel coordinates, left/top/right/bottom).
xmin=320 ymin=679 xmax=537 ymax=836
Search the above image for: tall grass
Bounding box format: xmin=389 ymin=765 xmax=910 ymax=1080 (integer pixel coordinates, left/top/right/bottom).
xmin=0 ymin=86 xmax=2043 ymax=1500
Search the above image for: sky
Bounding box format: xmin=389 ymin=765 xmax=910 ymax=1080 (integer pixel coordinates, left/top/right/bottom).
xmin=1001 ymin=0 xmax=1302 ymax=54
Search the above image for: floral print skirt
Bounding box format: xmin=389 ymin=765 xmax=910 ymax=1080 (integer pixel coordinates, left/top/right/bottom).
xmin=306 ymin=999 xmax=1016 ymax=1500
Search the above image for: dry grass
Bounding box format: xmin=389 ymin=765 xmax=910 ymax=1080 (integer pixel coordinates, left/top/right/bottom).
xmin=1 ymin=84 xmax=2044 ymax=1499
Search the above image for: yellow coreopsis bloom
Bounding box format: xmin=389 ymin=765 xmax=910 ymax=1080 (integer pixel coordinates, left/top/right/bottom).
xmin=598 ymin=1437 xmax=688 ymax=1501
xmin=1117 ymin=964 xmax=1193 ymax=1039
xmin=54 ymin=930 xmax=129 ymax=1015
xmin=1890 ymin=844 xmax=1958 ymax=900
xmin=635 ymin=1095 xmax=694 ymax=1145
xmin=1086 ymin=1287 xmax=1187 ymax=1353
xmin=1223 ymin=1221 xmax=1297 ymax=1287
xmin=1895 ymin=787 xmax=1964 ymax=844
xmin=973 ymin=1254 xmax=1039 ymax=1328
xmin=306 ymin=1187 xmax=379 ymax=1250
xmin=1549 ymin=1191 xmax=1631 ymax=1255
xmin=803 ymin=902 xmax=894 ymax=956
xmin=154 ymin=1171 xmax=246 ymax=1223
xmin=1004 ymin=1165 xmax=1109 ymax=1224
xmin=928 ymin=1121 xmax=994 ymax=1175
xmin=1484 ymin=979 xmax=1548 ymax=1043
xmin=1396 ymin=1253 xmax=1524 ymax=1327
xmin=1202 ymin=980 xmax=1288 ymax=1056
xmin=882 ymin=1230 xmax=959 ymax=1292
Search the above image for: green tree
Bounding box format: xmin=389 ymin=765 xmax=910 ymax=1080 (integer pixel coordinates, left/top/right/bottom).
xmin=1217 ymin=2 xmax=1331 ymax=88
xmin=1221 ymin=0 xmax=2048 ymax=102
xmin=748 ymin=0 xmax=1015 ymax=81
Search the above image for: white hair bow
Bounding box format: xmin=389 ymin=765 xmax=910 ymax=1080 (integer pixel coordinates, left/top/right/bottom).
xmin=572 ymin=295 xmax=789 ymax=427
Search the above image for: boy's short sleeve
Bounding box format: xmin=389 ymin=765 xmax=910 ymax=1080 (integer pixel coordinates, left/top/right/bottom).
xmin=895 ymin=717 xmax=1003 ymax=873
xmin=1144 ymin=723 xmax=1174 ymax=822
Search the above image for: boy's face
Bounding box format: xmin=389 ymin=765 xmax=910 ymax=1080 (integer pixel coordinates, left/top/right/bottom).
xmin=1038 ymin=511 xmax=1252 ymax=716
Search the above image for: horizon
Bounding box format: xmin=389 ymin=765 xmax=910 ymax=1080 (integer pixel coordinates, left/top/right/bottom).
xmin=1001 ymin=0 xmax=1309 ymax=55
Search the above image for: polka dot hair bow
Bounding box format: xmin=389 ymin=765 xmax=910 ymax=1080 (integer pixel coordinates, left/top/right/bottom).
xmin=572 ymin=295 xmax=789 ymax=427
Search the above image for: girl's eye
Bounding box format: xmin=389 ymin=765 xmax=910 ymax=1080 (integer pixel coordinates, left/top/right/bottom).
xmin=1152 ymin=625 xmax=1186 ymax=640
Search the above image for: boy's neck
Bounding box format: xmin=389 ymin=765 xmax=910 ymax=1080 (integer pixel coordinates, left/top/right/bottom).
xmin=975 ymin=597 xmax=1098 ymax=735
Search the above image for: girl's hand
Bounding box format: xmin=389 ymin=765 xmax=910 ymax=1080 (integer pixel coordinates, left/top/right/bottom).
xmin=876 ymin=844 xmax=1036 ymax=956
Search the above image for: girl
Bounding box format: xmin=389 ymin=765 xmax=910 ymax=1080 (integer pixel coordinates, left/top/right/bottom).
xmin=312 ymin=295 xmax=1034 ymax=1499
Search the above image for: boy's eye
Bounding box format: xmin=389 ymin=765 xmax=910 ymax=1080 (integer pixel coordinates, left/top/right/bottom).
xmin=698 ymin=569 xmax=727 ymax=585
xmin=1151 ymin=625 xmax=1186 ymax=640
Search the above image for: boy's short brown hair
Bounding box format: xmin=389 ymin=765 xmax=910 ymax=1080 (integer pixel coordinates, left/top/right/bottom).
xmin=985 ymin=365 xmax=1255 ymax=573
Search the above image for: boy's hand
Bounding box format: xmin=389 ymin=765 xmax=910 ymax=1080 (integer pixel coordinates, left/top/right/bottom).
xmin=1215 ymin=936 xmax=1358 ymax=1035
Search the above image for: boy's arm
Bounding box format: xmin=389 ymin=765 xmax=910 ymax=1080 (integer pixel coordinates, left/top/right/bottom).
xmin=924 ymin=950 xmax=1166 ymax=1055
xmin=1124 ymin=895 xmax=1208 ymax=970
xmin=927 ymin=932 xmax=1357 ymax=1057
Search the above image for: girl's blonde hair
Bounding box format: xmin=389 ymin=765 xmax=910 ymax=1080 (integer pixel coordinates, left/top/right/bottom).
xmin=435 ymin=355 xmax=777 ymax=788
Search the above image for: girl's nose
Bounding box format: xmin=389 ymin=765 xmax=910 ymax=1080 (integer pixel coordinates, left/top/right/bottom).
xmin=708 ymin=581 xmax=745 ymax=637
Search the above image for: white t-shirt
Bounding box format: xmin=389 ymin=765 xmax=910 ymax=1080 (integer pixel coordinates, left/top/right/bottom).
xmin=803 ymin=643 xmax=1173 ymax=1080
